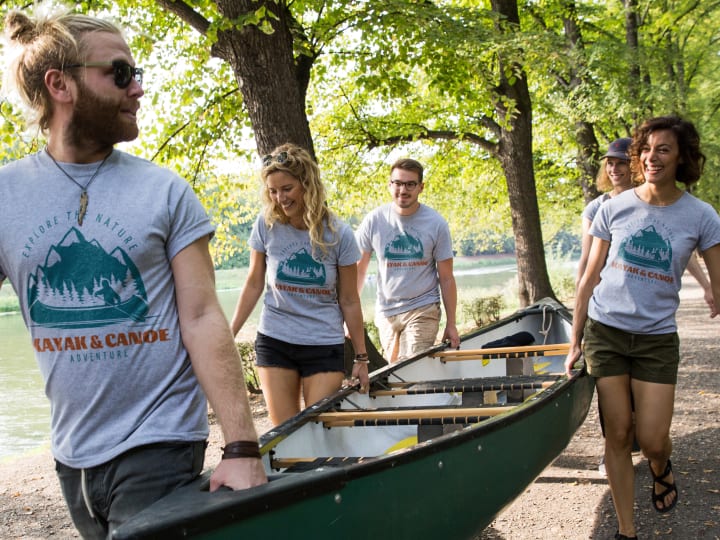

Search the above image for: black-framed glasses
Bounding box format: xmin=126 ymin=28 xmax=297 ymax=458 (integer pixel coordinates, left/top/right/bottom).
xmin=64 ymin=60 xmax=144 ymax=89
xmin=390 ymin=180 xmax=420 ymax=190
xmin=262 ymin=151 xmax=289 ymax=167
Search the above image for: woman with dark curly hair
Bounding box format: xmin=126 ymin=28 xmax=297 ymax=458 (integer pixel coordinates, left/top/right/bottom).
xmin=566 ymin=116 xmax=720 ymax=540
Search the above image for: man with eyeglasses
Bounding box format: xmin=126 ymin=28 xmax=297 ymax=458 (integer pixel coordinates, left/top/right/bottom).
xmin=356 ymin=158 xmax=461 ymax=362
xmin=0 ymin=9 xmax=266 ymax=538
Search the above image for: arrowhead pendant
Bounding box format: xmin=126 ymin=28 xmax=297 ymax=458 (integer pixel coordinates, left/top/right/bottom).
xmin=78 ymin=191 xmax=88 ymax=226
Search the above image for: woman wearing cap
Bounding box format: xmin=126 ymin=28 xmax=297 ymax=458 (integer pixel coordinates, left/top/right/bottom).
xmin=575 ymin=138 xmax=637 ymax=289
xmin=231 ymin=143 xmax=369 ymax=426
xmin=567 ymin=116 xmax=720 ymax=540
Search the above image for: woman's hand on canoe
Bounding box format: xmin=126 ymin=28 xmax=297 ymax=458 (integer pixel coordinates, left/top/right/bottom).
xmin=564 ymin=343 xmax=583 ymax=377
xmin=348 ymin=362 xmax=370 ymax=393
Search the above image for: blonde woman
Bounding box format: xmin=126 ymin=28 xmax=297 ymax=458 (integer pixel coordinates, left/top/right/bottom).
xmin=231 ymin=144 xmax=369 ymax=426
xmin=575 ymin=138 xmax=638 ymax=288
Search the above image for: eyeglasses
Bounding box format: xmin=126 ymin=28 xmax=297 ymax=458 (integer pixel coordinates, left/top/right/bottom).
xmin=389 ymin=180 xmax=420 ymax=190
xmin=262 ymin=151 xmax=289 ymax=167
xmin=64 ymin=60 xmax=144 ymax=89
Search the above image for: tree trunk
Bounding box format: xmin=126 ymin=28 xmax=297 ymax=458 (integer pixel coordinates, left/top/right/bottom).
xmin=491 ymin=0 xmax=555 ymax=306
xmin=561 ymin=5 xmax=601 ymax=204
xmin=161 ymin=0 xmax=316 ymax=157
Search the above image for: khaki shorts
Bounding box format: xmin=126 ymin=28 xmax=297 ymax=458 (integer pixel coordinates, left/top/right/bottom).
xmin=583 ymin=317 xmax=680 ymax=385
xmin=376 ymin=302 xmax=441 ymax=362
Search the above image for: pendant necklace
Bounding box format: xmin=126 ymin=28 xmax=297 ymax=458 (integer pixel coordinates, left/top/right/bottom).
xmin=46 ymin=148 xmax=112 ymax=226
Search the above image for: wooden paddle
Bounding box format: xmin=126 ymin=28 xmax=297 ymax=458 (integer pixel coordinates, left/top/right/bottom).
xmin=316 ymin=405 xmax=513 ymax=427
xmin=433 ymin=343 xmax=570 ymax=360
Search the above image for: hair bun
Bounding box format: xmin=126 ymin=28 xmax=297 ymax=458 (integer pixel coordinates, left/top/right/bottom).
xmin=5 ymin=11 xmax=38 ymax=45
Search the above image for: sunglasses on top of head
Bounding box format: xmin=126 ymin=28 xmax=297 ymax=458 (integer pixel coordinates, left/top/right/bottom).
xmin=63 ymin=60 xmax=144 ymax=89
xmin=262 ymin=151 xmax=289 ymax=167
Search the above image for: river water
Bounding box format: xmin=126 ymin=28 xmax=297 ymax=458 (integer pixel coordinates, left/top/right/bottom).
xmin=0 ymin=264 xmax=518 ymax=461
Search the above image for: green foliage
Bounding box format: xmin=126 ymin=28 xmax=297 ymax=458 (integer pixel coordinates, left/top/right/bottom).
xmin=544 ymin=244 xmax=577 ymax=305
xmin=462 ymin=294 xmax=505 ymax=329
xmin=235 ymin=341 xmax=261 ymax=394
xmin=364 ymin=320 xmax=381 ymax=353
xmin=2 ymin=0 xmax=720 ymax=271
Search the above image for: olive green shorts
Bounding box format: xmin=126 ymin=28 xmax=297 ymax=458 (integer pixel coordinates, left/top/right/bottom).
xmin=583 ymin=317 xmax=679 ymax=385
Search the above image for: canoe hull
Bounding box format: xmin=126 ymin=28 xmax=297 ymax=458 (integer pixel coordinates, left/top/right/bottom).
xmin=112 ymin=299 xmax=594 ymax=540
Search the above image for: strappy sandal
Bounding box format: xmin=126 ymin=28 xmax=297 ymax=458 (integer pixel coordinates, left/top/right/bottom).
xmin=649 ymin=459 xmax=678 ymax=513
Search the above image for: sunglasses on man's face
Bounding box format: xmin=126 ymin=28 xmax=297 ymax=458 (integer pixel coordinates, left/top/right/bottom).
xmin=64 ymin=60 xmax=144 ymax=89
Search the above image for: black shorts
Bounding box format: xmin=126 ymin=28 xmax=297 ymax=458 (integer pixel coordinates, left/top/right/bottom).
xmin=254 ymin=332 xmax=344 ymax=377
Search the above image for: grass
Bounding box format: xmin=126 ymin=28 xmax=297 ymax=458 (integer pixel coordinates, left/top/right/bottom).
xmin=0 ymin=285 xmax=19 ymax=314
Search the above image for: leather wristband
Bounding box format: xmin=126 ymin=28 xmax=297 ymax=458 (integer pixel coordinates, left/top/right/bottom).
xmin=221 ymin=440 xmax=261 ymax=460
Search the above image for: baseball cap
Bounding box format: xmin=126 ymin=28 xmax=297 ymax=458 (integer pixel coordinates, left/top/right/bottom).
xmin=602 ymin=137 xmax=632 ymax=160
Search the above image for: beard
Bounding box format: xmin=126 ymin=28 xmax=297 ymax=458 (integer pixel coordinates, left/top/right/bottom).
xmin=67 ymin=80 xmax=139 ymax=150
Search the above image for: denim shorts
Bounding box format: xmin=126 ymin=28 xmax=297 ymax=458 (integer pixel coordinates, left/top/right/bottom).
xmin=254 ymin=332 xmax=344 ymax=377
xmin=583 ymin=317 xmax=680 ymax=385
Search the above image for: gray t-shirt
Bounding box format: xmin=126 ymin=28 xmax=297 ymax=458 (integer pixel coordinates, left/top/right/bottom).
xmin=356 ymin=203 xmax=454 ymax=317
xmin=588 ymin=189 xmax=720 ymax=334
xmin=582 ymin=193 xmax=610 ymax=222
xmin=250 ymin=215 xmax=360 ymax=345
xmin=0 ymin=150 xmax=213 ymax=467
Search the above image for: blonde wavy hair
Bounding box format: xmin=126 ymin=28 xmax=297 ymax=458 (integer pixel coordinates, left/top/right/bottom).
xmin=260 ymin=143 xmax=338 ymax=258
xmin=595 ymin=158 xmax=643 ymax=192
xmin=3 ymin=9 xmax=122 ymax=131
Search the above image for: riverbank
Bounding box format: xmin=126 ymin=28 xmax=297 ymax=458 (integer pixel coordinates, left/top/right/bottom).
xmin=1 ymin=278 xmax=718 ymax=539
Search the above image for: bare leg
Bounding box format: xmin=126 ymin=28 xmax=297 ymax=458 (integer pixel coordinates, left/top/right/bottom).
xmin=632 ymin=379 xmax=677 ymax=511
xmin=596 ymin=375 xmax=636 ymax=538
xmin=258 ymin=366 xmax=302 ymax=426
xmin=302 ymin=371 xmax=345 ymax=409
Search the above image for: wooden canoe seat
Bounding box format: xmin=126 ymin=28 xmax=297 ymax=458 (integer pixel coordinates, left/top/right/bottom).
xmin=371 ymin=374 xmax=560 ymax=397
xmin=271 ymin=456 xmax=370 ymax=472
xmin=316 ymin=405 xmax=513 ymax=427
xmin=433 ymin=343 xmax=570 ymax=361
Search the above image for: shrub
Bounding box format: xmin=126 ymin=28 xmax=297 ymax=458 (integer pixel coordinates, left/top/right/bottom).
xmin=364 ymin=320 xmax=381 ymax=351
xmin=462 ymin=294 xmax=505 ymax=328
xmin=236 ymin=341 xmax=261 ymax=394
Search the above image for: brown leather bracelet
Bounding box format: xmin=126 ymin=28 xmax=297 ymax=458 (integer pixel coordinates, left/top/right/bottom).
xmin=221 ymin=440 xmax=261 ymax=459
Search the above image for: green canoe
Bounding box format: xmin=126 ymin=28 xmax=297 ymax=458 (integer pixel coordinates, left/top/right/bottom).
xmin=113 ymin=298 xmax=594 ymax=540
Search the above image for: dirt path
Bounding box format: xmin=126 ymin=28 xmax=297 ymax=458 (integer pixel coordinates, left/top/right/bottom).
xmin=1 ymin=280 xmax=718 ymax=539
xmin=478 ymin=279 xmax=720 ymax=540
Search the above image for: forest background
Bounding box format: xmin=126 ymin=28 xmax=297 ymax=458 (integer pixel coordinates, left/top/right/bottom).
xmin=1 ymin=0 xmax=720 ymax=308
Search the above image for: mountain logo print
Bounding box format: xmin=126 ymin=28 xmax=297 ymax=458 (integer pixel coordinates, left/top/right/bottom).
xmin=27 ymin=227 xmax=149 ymax=329
xmin=619 ymin=225 xmax=672 ymax=271
xmin=384 ymin=232 xmax=423 ymax=260
xmin=277 ymin=248 xmax=326 ymax=285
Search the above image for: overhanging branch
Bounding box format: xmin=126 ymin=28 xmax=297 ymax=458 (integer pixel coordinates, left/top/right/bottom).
xmin=155 ymin=0 xmax=210 ymax=35
xmin=370 ymin=129 xmax=497 ymax=155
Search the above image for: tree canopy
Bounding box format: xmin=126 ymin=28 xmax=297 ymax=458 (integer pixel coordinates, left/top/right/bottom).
xmin=2 ymin=0 xmax=720 ymax=304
